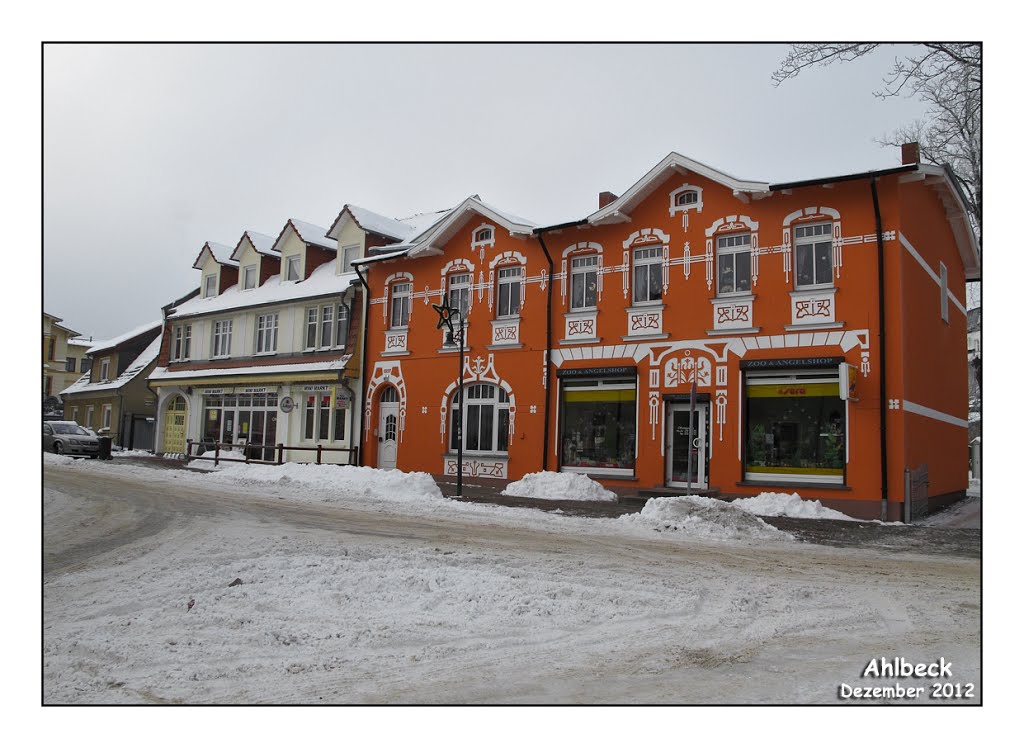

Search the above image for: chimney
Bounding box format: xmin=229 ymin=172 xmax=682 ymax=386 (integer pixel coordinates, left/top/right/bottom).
xmin=598 ymin=191 xmax=618 ymax=209
xmin=901 ymin=142 xmax=920 ymax=165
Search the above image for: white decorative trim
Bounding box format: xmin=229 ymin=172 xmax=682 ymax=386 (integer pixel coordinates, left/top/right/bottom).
xmin=471 ymin=223 xmax=497 ymax=253
xmin=365 ymin=362 xmax=407 ymax=441
xmin=899 ymin=232 xmax=968 ymax=317
xmin=705 ymin=215 xmax=759 ymax=237
xmin=902 ymin=399 xmax=968 ymax=428
xmin=622 ymin=228 xmax=670 ymax=250
xmin=668 ymin=184 xmax=704 ymax=226
xmin=440 ymin=257 xmax=476 ymax=275
xmin=439 ymin=354 xmax=516 ymax=445
xmin=488 ymin=250 xmax=527 ymax=270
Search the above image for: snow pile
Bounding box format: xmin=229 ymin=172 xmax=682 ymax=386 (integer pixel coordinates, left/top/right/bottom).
xmin=621 ymin=496 xmax=791 ymax=542
xmin=501 ymin=471 xmax=617 ymax=502
xmin=113 ymin=449 xmax=157 ymax=458
xmin=43 ymin=452 xmax=77 ymax=465
xmin=203 ymin=462 xmax=445 ymax=503
xmin=730 ymin=492 xmax=856 ymax=521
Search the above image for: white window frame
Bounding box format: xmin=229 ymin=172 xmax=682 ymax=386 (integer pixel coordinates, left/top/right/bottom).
xmin=86 ymin=406 xmax=94 ymax=428
xmin=319 ymin=304 xmax=334 ymax=349
xmin=70 ymin=407 xmax=78 ymax=423
xmin=100 ymin=358 xmax=110 ymax=381
xmin=450 ymin=383 xmax=511 ymax=455
xmin=335 ymin=304 xmax=349 ymax=350
xmin=304 ymin=307 xmax=319 ymax=350
xmin=242 ymin=264 xmax=257 ymax=290
xmin=632 ymin=246 xmax=664 ymax=305
xmin=448 ymin=272 xmax=472 ymax=321
xmin=496 ymin=266 xmax=523 ymax=319
xmin=301 ymin=391 xmax=347 ymax=443
xmin=255 ymin=313 xmax=279 ymax=354
xmin=172 ymin=324 xmax=192 ymax=362
xmin=390 ymin=283 xmax=411 ymax=329
xmin=203 ymin=274 xmax=218 ymax=298
xmin=341 ymin=245 xmax=360 ymax=273
xmin=668 ymin=184 xmax=704 ymax=216
xmin=716 ymin=233 xmax=753 ymax=297
xmin=212 ymin=319 xmax=233 ymax=358
xmin=102 ymin=404 xmax=112 ymax=430
xmin=570 ymin=254 xmax=599 ymax=311
xmin=284 ymin=254 xmax=301 ymax=282
xmin=793 ymin=222 xmax=834 ymax=289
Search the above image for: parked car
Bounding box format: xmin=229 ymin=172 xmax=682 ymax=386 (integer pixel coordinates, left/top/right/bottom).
xmin=43 ymin=421 xmax=100 ymax=458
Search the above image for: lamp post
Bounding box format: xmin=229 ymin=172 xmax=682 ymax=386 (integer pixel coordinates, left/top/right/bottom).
xmin=433 ymin=297 xmax=464 ymax=497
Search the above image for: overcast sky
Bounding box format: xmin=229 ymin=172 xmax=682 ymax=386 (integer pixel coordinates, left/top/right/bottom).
xmin=43 ymin=43 xmax=931 ymax=340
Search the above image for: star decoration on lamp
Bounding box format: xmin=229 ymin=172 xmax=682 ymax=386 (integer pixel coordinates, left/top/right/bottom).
xmin=432 ymin=296 xmax=457 ymax=336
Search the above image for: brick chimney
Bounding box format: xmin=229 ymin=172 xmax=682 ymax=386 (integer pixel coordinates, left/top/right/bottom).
xmin=901 ymin=142 xmax=920 ymax=165
xmin=598 ymin=191 xmax=618 ymax=209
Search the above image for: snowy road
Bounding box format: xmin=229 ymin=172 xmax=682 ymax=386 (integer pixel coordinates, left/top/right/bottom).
xmin=43 ymin=460 xmax=981 ymax=704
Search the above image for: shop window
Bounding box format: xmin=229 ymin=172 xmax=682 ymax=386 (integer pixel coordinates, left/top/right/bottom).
xmin=172 ymin=324 xmax=192 ymax=362
xmin=496 ymin=266 xmax=523 ymax=318
xmin=243 ymin=264 xmax=257 ymax=290
xmin=632 ymin=247 xmax=663 ymax=304
xmin=744 ymin=372 xmax=844 ymax=484
xmin=560 ymin=378 xmax=636 ymax=474
xmin=717 ymin=233 xmax=752 ymax=296
xmin=333 ymin=400 xmax=347 ymax=441
xmin=285 ymin=255 xmax=301 ymax=282
xmin=203 ymin=393 xmax=278 ymax=459
xmin=303 ymin=391 xmax=346 ymax=442
xmin=212 ymin=319 xmax=232 ymax=357
xmin=255 ymin=313 xmax=278 ymax=354
xmin=450 ymin=384 xmax=510 ymax=453
xmin=390 ymin=283 xmax=411 ymax=329
xmin=571 ymin=255 xmax=599 ymax=311
xmin=794 ymin=223 xmax=833 ymax=288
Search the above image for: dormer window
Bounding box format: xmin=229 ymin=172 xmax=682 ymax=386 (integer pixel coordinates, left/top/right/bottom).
xmin=285 ymin=255 xmax=301 ymax=282
xmin=341 ymin=245 xmax=360 ymax=273
xmin=203 ymin=274 xmax=217 ymax=298
xmin=243 ymin=264 xmax=257 ymax=290
xmin=100 ymin=358 xmax=110 ymax=381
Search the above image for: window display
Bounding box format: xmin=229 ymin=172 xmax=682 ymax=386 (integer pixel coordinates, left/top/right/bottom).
xmin=744 ymin=373 xmax=844 ymax=483
xmin=560 ymin=378 xmax=636 ymax=474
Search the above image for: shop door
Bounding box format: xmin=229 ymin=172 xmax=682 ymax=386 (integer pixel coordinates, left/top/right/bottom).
xmin=377 ymin=387 xmax=399 ymax=470
xmin=666 ymin=403 xmax=708 ymax=489
xmin=163 ymin=396 xmax=188 ymax=455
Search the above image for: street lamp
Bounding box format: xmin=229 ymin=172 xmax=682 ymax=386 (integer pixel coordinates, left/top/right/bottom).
xmin=432 ymin=296 xmax=464 ymax=497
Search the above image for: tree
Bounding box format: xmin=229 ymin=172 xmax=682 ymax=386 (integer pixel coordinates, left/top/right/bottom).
xmin=773 ymin=44 xmax=980 ymax=242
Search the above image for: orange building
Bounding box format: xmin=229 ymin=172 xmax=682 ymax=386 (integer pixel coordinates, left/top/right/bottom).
xmin=354 ymin=150 xmax=979 ymax=520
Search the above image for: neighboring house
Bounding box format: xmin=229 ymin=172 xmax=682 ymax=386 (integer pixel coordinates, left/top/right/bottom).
xmin=61 ymin=320 xmax=164 ymax=449
xmin=43 ymin=312 xmax=82 ymax=415
xmin=354 ymin=149 xmax=979 ymax=521
xmin=149 ymin=217 xmax=381 ymax=462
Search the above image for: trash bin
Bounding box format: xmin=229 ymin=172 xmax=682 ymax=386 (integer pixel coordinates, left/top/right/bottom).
xmin=97 ymin=433 xmax=113 ymax=460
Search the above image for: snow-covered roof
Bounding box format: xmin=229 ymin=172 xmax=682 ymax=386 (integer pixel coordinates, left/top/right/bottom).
xmin=168 ymin=261 xmax=358 ymax=320
xmin=68 ymin=337 xmax=100 ymax=349
xmin=588 ymin=152 xmax=770 ymax=226
xmin=274 ymin=219 xmax=338 ymax=253
xmin=149 ymin=354 xmax=352 ymax=382
xmin=406 ymin=196 xmax=536 ymax=258
xmin=327 ymin=204 xmax=452 ymax=244
xmin=230 ymin=231 xmax=280 ymax=261
xmin=86 ymin=320 xmax=163 ymax=355
xmin=193 ymin=241 xmax=239 ymax=270
xmin=62 ymin=334 xmax=163 ymax=396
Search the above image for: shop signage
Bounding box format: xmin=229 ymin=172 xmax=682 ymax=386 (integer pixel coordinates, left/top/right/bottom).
xmin=280 ymin=396 xmax=295 ymax=413
xmin=740 ymin=357 xmax=844 ymax=370
xmin=240 ymin=387 xmax=271 ymax=394
xmin=202 ymin=388 xmax=228 ymax=395
xmin=305 ymin=385 xmax=331 ymax=392
xmin=839 ymin=363 xmax=860 ymax=402
xmin=557 ymin=366 xmax=637 ymax=379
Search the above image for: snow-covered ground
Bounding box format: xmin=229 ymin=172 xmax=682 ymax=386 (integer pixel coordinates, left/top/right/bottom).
xmin=43 ymin=456 xmax=980 ymax=704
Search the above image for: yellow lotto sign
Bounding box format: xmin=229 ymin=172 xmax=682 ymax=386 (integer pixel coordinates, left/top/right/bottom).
xmin=840 ymin=363 xmax=860 ymax=401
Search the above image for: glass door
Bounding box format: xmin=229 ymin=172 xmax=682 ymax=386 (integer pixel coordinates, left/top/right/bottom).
xmin=667 ymin=403 xmax=708 ymax=489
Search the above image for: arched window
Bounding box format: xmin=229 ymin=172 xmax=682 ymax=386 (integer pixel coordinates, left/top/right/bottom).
xmin=450 ymin=384 xmax=510 ymax=453
xmin=380 ymin=386 xmax=399 ymax=403
xmin=674 ymin=190 xmax=699 ymax=208
xmin=475 ymin=228 xmax=493 ymax=243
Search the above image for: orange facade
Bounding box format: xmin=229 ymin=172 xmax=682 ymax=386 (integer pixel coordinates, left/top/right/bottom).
xmin=357 ymin=155 xmax=978 ymax=520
